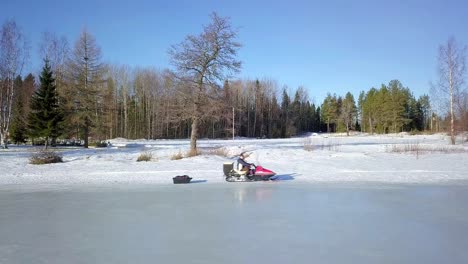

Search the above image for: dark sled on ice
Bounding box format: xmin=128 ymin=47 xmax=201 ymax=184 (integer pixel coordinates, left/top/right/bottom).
xmin=173 ymin=175 xmax=192 ymax=184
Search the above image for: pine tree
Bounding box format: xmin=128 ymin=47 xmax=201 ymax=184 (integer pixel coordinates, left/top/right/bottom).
xmin=10 ymin=74 xmax=37 ymax=144
xmin=10 ymin=76 xmax=27 ymax=144
xmin=321 ymin=93 xmax=339 ymax=132
xmin=357 ymin=91 xmax=365 ymax=132
xmin=387 ymin=80 xmax=410 ymax=133
xmin=291 ymin=90 xmax=301 ymax=134
xmin=280 ymin=88 xmax=292 ymax=137
xmin=418 ymin=95 xmax=431 ymax=131
xmin=270 ymin=93 xmax=281 ymax=138
xmin=28 ymin=60 xmax=64 ymax=149
xmin=340 ymin=92 xmax=357 ymax=136
xmin=362 ymin=88 xmax=378 ymax=134
xmin=66 ymin=29 xmax=104 ymax=148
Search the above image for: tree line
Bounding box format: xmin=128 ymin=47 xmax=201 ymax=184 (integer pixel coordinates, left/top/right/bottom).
xmin=320 ymin=80 xmax=432 ymax=135
xmin=1 ymin=14 xmax=467 ymax=150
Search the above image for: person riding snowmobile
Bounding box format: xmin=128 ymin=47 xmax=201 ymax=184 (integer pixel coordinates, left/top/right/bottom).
xmin=224 ymin=152 xmax=276 ymax=182
xmin=237 ymin=153 xmax=255 ymax=175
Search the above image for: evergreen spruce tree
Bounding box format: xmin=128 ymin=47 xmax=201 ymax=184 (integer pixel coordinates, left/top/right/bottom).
xmin=270 ymin=94 xmax=281 ymax=138
xmin=291 ymin=90 xmax=302 ymax=134
xmin=280 ymin=88 xmax=291 ymax=137
xmin=418 ymin=95 xmax=431 ymax=131
xmin=28 ymin=60 xmax=64 ymax=149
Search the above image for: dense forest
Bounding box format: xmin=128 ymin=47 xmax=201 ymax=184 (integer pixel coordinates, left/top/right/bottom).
xmin=1 ymin=14 xmax=467 ymax=149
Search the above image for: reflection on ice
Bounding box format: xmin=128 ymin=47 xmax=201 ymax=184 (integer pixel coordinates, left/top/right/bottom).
xmin=233 ymin=185 xmax=274 ymax=203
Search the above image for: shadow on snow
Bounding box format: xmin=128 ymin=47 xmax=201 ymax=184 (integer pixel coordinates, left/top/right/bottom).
xmin=271 ymin=173 xmax=296 ymax=181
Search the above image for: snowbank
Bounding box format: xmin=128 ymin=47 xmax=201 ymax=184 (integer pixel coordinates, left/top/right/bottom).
xmin=0 ymin=134 xmax=467 ymax=186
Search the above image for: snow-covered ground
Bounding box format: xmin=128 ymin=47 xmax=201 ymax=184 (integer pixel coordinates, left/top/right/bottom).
xmin=1 ymin=133 xmax=467 ymax=185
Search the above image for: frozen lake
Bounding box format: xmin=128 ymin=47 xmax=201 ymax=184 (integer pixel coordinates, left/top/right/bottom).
xmin=1 ymin=182 xmax=468 ymax=264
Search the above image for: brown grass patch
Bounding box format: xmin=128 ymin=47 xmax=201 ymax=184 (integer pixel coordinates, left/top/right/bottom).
xmin=186 ymin=149 xmax=200 ymax=158
xmin=203 ymin=147 xmax=230 ymax=157
xmin=171 ymin=151 xmax=184 ymax=160
xmin=387 ymin=142 xmax=466 ymax=157
xmin=137 ymin=151 xmax=153 ymax=162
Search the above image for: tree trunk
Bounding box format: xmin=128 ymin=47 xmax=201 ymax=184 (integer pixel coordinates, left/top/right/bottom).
xmin=124 ymin=95 xmax=128 ymax=138
xmin=232 ymin=107 xmax=235 ymax=140
xmin=0 ymin=131 xmax=7 ymax=149
xmin=247 ymin=103 xmax=250 ymax=137
xmin=190 ymin=116 xmax=199 ymax=152
xmin=44 ymin=137 xmax=49 ymax=150
xmin=1 ymin=78 xmax=15 ymax=149
xmin=84 ymin=121 xmax=89 ymax=148
xmin=450 ymin=86 xmax=455 ymax=145
xmin=253 ymin=104 xmax=257 ymax=137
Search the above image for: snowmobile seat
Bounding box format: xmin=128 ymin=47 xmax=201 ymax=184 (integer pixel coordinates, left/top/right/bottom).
xmin=223 ymin=162 xmax=247 ymax=177
xmin=233 ymin=169 xmax=247 ymax=175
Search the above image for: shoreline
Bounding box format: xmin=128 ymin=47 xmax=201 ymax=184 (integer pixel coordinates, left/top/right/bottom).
xmin=2 ymin=179 xmax=468 ymax=192
xmin=2 ymin=135 xmax=467 ymax=187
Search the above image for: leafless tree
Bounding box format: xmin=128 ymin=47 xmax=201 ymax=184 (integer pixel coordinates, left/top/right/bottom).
xmin=111 ymin=64 xmax=131 ymax=138
xmin=39 ymin=32 xmax=68 ymax=74
xmin=431 ymin=37 xmax=466 ymax=144
xmin=457 ymin=90 xmax=468 ymax=137
xmin=169 ymin=12 xmax=241 ymax=153
xmin=39 ymin=32 xmax=69 ymax=94
xmin=0 ymin=20 xmax=29 ymax=148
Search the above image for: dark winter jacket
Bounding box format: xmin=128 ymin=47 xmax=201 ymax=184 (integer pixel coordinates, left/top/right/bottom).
xmin=237 ymin=157 xmax=251 ymax=170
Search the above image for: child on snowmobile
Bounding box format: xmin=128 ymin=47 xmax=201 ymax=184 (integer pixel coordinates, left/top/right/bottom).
xmin=237 ymin=153 xmax=255 ymax=175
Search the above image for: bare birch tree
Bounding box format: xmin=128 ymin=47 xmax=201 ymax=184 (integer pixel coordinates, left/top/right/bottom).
xmin=169 ymin=12 xmax=241 ymax=153
xmin=432 ymin=37 xmax=466 ymax=144
xmin=0 ymin=20 xmax=29 ymax=148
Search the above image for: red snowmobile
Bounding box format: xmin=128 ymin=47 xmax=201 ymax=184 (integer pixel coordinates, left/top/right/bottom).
xmin=223 ymin=162 xmax=277 ymax=182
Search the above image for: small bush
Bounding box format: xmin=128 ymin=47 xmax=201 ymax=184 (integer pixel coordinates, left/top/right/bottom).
xmin=387 ymin=143 xmax=466 ymax=155
xmin=204 ymin=147 xmax=229 ymax=157
xmin=30 ymin=150 xmax=63 ymax=165
xmin=32 ymin=140 xmax=46 ymax=146
xmin=90 ymin=141 xmax=108 ymax=148
xmin=319 ymin=141 xmax=340 ymax=151
xmin=171 ymin=151 xmax=184 ymax=160
xmin=303 ymin=138 xmax=315 ymax=151
xmin=137 ymin=151 xmax=153 ymax=162
xmin=303 ymin=138 xmax=341 ymax=152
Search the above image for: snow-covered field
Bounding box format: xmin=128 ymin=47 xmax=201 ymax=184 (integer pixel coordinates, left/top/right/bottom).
xmin=1 ymin=133 xmax=467 ymax=185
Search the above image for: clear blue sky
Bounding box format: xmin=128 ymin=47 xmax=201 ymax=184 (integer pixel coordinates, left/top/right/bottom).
xmin=2 ymin=0 xmax=467 ymax=104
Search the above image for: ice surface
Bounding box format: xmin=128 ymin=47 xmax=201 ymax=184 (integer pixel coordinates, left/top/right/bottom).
xmin=1 ymin=182 xmax=468 ymax=263
xmin=1 ymin=134 xmax=467 ymax=263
